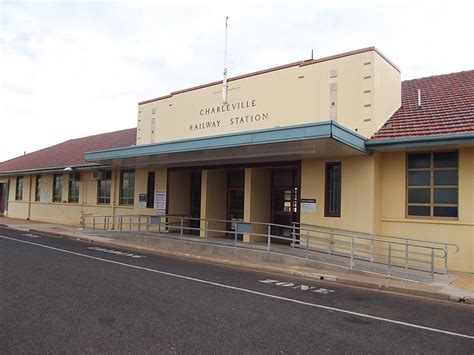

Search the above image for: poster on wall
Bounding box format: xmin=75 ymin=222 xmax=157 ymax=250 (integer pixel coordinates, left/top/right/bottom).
xmin=300 ymin=199 xmax=316 ymax=213
xmin=138 ymin=194 xmax=147 ymax=209
xmin=154 ymin=190 xmax=167 ymax=215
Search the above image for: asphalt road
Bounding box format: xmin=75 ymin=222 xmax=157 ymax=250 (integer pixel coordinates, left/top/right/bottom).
xmin=1 ymin=227 xmax=473 ymax=354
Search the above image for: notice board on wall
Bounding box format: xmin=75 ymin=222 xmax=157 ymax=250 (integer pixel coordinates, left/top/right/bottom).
xmin=300 ymin=198 xmax=316 ymax=213
xmin=154 ymin=190 xmax=166 ymax=215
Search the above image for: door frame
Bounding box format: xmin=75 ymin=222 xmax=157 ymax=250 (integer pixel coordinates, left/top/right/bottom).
xmin=188 ymin=171 xmax=202 ymax=234
xmin=0 ymin=182 xmax=7 ymax=215
xmin=226 ymin=169 xmax=245 ymax=233
xmin=270 ymin=163 xmax=301 ymax=241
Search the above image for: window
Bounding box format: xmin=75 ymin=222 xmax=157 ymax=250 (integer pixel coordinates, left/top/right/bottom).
xmin=15 ymin=176 xmax=24 ymax=200
xmin=97 ymin=170 xmax=112 ymax=205
xmin=120 ymin=170 xmax=135 ymax=205
xmin=35 ymin=175 xmax=41 ymax=202
xmin=146 ymin=171 xmax=155 ymax=208
xmin=68 ymin=172 xmax=80 ymax=203
xmin=407 ymin=151 xmax=458 ymax=218
xmin=53 ymin=174 xmax=63 ymax=202
xmin=325 ymin=162 xmax=341 ymax=217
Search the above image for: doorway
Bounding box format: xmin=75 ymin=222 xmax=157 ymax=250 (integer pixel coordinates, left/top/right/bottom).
xmin=0 ymin=183 xmax=6 ymax=215
xmin=271 ymin=168 xmax=299 ymax=242
xmin=227 ymin=170 xmax=245 ymax=233
xmin=189 ymin=172 xmax=202 ymax=234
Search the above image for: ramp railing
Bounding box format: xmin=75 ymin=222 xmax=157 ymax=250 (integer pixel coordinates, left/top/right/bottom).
xmin=80 ymin=214 xmax=459 ymax=281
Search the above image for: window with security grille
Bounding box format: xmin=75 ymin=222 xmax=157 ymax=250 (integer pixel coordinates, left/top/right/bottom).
xmin=120 ymin=170 xmax=135 ymax=205
xmin=325 ymin=162 xmax=341 ymax=217
xmin=97 ymin=170 xmax=112 ymax=205
xmin=53 ymin=174 xmax=63 ymax=202
xmin=16 ymin=176 xmax=24 ymax=200
xmin=407 ymin=151 xmax=458 ymax=218
xmin=35 ymin=175 xmax=41 ymax=202
xmin=68 ymin=172 xmax=80 ymax=203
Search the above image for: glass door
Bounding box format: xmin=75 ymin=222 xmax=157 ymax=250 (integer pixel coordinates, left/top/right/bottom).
xmin=227 ymin=170 xmax=245 ymax=233
xmin=271 ymin=169 xmax=299 ymax=243
xmin=189 ymin=172 xmax=201 ymax=234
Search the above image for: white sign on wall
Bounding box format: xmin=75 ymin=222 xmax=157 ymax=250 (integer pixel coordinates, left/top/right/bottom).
xmin=300 ymin=198 xmax=316 ymax=213
xmin=138 ymin=193 xmax=147 ymax=209
xmin=154 ymin=190 xmax=167 ymax=215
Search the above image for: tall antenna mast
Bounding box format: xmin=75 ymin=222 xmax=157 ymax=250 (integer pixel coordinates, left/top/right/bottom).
xmin=222 ymin=16 xmax=229 ymax=104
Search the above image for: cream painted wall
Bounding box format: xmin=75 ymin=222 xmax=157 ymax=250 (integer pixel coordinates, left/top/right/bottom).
xmin=365 ymin=52 xmax=402 ymax=138
xmin=137 ymin=49 xmax=400 ymax=144
xmin=156 ymin=167 xmax=168 ymax=190
xmin=380 ymin=147 xmax=474 ymax=272
xmin=200 ymin=170 xmax=227 ymax=237
xmin=168 ymin=170 xmax=191 ymax=215
xmin=3 ymin=146 xmax=472 ymax=272
xmin=244 ymin=167 xmax=271 ymax=242
xmin=5 ymin=168 xmax=147 ymax=225
xmin=135 ymin=169 xmax=151 ymax=212
xmin=300 ymin=155 xmax=378 ymax=233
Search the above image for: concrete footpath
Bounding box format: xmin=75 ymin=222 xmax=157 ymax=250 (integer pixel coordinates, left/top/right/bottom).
xmin=1 ymin=216 xmax=473 ymax=304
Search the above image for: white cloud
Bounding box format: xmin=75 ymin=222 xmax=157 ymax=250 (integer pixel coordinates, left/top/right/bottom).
xmin=0 ymin=0 xmax=473 ymax=162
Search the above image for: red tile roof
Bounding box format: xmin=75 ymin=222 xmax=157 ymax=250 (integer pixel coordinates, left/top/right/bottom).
xmin=0 ymin=128 xmax=137 ymax=174
xmin=371 ymin=70 xmax=474 ymax=141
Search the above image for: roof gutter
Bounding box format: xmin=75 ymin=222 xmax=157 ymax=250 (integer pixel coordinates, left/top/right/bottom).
xmin=366 ymin=133 xmax=474 ymax=150
xmin=0 ymin=163 xmax=109 ymax=176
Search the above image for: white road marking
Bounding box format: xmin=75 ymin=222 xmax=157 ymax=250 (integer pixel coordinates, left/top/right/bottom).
xmin=1 ymin=234 xmax=473 ymax=340
xmin=87 ymin=246 xmax=144 ymax=258
xmin=260 ymin=279 xmax=335 ymax=294
xmin=22 ymin=233 xmax=41 ymax=239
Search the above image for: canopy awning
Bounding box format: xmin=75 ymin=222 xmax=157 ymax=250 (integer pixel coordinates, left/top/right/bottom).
xmin=85 ymin=121 xmax=369 ymax=169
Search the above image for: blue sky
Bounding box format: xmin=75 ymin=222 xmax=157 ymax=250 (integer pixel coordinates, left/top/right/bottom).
xmin=1 ymin=0 xmax=473 ymax=162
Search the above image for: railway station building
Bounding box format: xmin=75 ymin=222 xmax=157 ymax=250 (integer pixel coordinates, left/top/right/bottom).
xmin=0 ymin=47 xmax=472 ymax=273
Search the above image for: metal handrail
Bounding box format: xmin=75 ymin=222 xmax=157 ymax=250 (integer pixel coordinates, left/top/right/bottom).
xmin=80 ymin=213 xmax=456 ymax=280
xmin=291 ymin=226 xmax=448 ymax=258
xmin=293 ymin=221 xmax=460 ymax=253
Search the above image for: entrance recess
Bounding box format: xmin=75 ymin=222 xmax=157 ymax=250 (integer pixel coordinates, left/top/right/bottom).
xmin=271 ymin=168 xmax=299 ymax=241
xmin=189 ymin=172 xmax=201 ymax=234
xmin=227 ymin=170 xmax=245 ymax=232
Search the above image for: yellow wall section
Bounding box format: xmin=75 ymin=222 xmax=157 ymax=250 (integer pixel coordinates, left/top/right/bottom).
xmin=168 ymin=170 xmax=191 ymax=216
xmin=3 ymin=148 xmax=472 ymax=272
xmin=5 ymin=168 xmax=160 ymax=225
xmin=300 ymin=155 xmax=378 ymax=233
xmin=380 ymin=148 xmax=474 ymax=272
xmin=368 ymin=53 xmax=402 ymax=138
xmin=244 ymin=167 xmax=271 ymax=242
xmin=137 ymin=49 xmax=400 ymax=144
xmin=199 ymin=170 xmax=227 ymax=237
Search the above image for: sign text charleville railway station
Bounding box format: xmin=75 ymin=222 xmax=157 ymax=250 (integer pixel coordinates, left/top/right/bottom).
xmin=190 ymin=99 xmax=269 ymax=131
